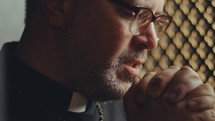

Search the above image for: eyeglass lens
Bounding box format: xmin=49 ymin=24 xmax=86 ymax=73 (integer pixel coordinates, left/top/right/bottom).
xmin=130 ymin=9 xmax=170 ymax=36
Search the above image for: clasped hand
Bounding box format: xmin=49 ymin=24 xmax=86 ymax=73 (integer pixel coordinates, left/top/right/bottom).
xmin=124 ymin=66 xmax=215 ymax=121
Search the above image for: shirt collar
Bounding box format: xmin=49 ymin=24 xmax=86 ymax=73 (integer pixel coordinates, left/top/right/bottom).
xmin=68 ymin=92 xmax=87 ymax=113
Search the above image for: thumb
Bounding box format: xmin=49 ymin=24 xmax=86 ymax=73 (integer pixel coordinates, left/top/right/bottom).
xmin=124 ymin=77 xmax=140 ymax=107
xmin=123 ymin=78 xmax=142 ymax=121
xmin=123 ymin=72 xmax=156 ymax=121
xmin=124 ymin=72 xmax=156 ymax=111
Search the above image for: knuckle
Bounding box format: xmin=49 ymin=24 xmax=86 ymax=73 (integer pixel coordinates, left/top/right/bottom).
xmin=201 ymin=109 xmax=215 ymax=121
xmin=152 ymin=73 xmax=166 ymax=87
xmin=155 ymin=72 xmax=165 ymax=81
xmin=179 ymin=66 xmax=193 ymax=72
xmin=180 ymin=74 xmax=202 ymax=86
xmin=204 ymin=84 xmax=214 ymax=90
xmin=147 ymin=74 xmax=167 ymax=97
xmin=187 ymin=75 xmax=203 ymax=85
xmin=189 ymin=74 xmax=201 ymax=80
xmin=199 ymin=84 xmax=211 ymax=89
xmin=198 ymin=84 xmax=215 ymax=95
xmin=173 ymin=82 xmax=186 ymax=94
xmin=164 ymin=83 xmax=186 ymax=103
xmin=148 ymin=80 xmax=161 ymax=91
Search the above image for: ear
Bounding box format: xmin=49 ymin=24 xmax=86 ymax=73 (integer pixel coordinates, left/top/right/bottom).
xmin=42 ymin=0 xmax=71 ymax=28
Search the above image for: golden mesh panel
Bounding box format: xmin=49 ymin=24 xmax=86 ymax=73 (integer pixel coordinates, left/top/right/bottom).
xmin=142 ymin=0 xmax=215 ymax=88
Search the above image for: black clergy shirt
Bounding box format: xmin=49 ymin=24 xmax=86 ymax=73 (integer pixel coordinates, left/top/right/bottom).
xmin=0 ymin=42 xmax=127 ymax=121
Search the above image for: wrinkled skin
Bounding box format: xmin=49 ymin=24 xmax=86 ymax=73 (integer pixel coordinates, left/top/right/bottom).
xmin=124 ymin=66 xmax=215 ymax=121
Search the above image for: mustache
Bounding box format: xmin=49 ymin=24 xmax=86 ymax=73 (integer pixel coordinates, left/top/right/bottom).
xmin=103 ymin=49 xmax=148 ymax=71
xmin=118 ymin=49 xmax=148 ymax=64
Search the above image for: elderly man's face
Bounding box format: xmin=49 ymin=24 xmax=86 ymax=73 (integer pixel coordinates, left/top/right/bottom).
xmin=63 ymin=0 xmax=165 ymax=101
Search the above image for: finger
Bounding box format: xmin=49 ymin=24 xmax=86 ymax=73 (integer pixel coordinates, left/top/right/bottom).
xmin=147 ymin=66 xmax=180 ymax=98
xmin=197 ymin=108 xmax=215 ymax=121
xmin=135 ymin=72 xmax=156 ymax=104
xmin=124 ymin=77 xmax=140 ymax=104
xmin=123 ymin=78 xmax=143 ymax=121
xmin=187 ymin=96 xmax=215 ymax=112
xmin=186 ymin=84 xmax=215 ymax=100
xmin=186 ymin=84 xmax=215 ymax=111
xmin=123 ymin=77 xmax=141 ymax=112
xmin=164 ymin=66 xmax=203 ymax=104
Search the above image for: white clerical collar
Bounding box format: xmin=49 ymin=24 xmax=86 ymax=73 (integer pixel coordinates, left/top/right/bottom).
xmin=67 ymin=92 xmax=87 ymax=113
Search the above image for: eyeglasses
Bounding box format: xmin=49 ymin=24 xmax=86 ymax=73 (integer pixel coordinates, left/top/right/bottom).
xmin=110 ymin=0 xmax=171 ymax=36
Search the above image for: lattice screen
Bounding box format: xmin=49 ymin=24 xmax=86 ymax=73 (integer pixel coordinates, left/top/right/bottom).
xmin=142 ymin=0 xmax=215 ymax=88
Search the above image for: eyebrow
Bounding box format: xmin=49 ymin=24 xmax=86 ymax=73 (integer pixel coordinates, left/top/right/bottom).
xmin=110 ymin=0 xmax=140 ymax=13
xmin=111 ymin=0 xmax=165 ymax=15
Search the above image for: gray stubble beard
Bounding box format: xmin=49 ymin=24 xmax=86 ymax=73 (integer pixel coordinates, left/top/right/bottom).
xmin=87 ymin=49 xmax=148 ymax=101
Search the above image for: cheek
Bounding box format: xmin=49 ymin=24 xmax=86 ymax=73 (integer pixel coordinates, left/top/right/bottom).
xmin=111 ymin=22 xmax=132 ymax=61
xmin=89 ymin=19 xmax=132 ymax=64
xmin=83 ymin=1 xmax=133 ymax=64
xmin=68 ymin=3 xmax=132 ymax=67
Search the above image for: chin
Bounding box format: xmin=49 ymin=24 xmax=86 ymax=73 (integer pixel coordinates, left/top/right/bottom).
xmin=94 ymin=78 xmax=133 ymax=102
xmin=95 ymin=67 xmax=138 ymax=101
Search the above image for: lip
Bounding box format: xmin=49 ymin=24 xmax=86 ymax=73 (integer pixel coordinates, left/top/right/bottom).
xmin=123 ymin=59 xmax=144 ymax=76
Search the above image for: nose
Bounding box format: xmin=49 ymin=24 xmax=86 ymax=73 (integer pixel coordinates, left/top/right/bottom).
xmin=132 ymin=23 xmax=159 ymax=50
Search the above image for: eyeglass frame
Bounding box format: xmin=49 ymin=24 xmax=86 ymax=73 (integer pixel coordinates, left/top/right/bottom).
xmin=109 ymin=0 xmax=172 ymax=35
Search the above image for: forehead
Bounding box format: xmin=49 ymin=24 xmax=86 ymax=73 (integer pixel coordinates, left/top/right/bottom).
xmin=125 ymin=0 xmax=165 ymax=12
